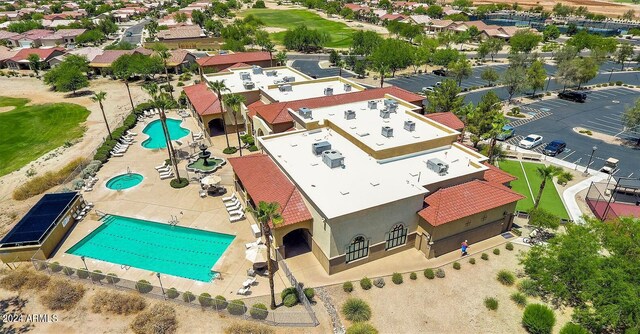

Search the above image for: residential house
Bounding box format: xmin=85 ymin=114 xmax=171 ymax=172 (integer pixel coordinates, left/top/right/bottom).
xmin=197 ymin=51 xmax=272 ymax=73
xmin=157 ymin=25 xmax=206 ymax=41
xmin=49 ymin=46 xmax=103 ymax=67
xmin=0 ymin=46 xmax=18 ymax=68
xmin=5 ymin=47 xmax=65 ymax=70
xmin=5 ymin=29 xmax=53 ymax=48
xmin=39 ymin=29 xmax=86 ymax=47
xmin=88 ymin=48 xmax=194 ymax=75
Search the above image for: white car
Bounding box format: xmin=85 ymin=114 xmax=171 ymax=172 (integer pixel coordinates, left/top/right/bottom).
xmin=421 ymin=86 xmax=435 ymax=93
xmin=519 ymin=134 xmax=543 ymax=149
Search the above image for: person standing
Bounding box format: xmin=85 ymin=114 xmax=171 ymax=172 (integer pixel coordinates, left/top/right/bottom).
xmin=461 ymin=240 xmax=469 ymax=256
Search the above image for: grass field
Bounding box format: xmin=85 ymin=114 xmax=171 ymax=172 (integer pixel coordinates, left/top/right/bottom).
xmin=0 ymin=97 xmax=90 ymax=177
xmin=241 ymin=9 xmax=357 ymax=48
xmin=498 ymin=160 xmax=569 ymax=219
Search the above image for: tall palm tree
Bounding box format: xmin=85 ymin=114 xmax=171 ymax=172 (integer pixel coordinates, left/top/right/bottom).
xmin=534 ymin=165 xmax=562 ymax=209
xmin=27 ymin=54 xmax=40 ymax=76
xmin=375 ymin=63 xmax=388 ymax=88
xmin=264 ymin=42 xmax=275 ymax=67
xmin=207 ymin=80 xmax=231 ymax=149
xmin=112 ymin=60 xmax=135 ymax=111
xmin=224 ymin=93 xmax=246 ymax=157
xmin=486 ymin=114 xmax=507 ymax=164
xmin=247 ymin=201 xmax=283 ymax=310
xmin=91 ymin=91 xmax=112 ymax=140
xmin=144 ymin=83 xmax=181 ymax=183
xmin=275 ymin=51 xmax=287 ymax=66
xmin=154 ymin=44 xmax=174 ymax=99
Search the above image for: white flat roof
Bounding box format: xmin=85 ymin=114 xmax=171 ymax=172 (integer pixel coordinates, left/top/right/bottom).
xmin=203 ymin=66 xmax=311 ymax=94
xmin=260 ymin=127 xmax=488 ymax=219
xmin=262 ymin=78 xmax=365 ymax=102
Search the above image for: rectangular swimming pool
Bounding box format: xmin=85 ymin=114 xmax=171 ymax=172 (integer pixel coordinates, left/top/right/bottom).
xmin=67 ymin=215 xmax=234 ymax=282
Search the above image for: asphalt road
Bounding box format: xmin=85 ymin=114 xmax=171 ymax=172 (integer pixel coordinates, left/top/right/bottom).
xmin=501 ymin=87 xmax=639 ymax=178
xmin=121 ymin=20 xmax=147 ymax=45
xmin=291 ymin=60 xmax=354 ymax=79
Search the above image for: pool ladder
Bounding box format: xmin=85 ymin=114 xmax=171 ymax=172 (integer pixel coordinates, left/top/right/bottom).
xmin=169 ymin=215 xmax=179 ymax=226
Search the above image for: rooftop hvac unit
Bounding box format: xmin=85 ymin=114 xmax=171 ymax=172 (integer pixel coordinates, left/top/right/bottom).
xmin=239 ymin=72 xmax=250 ymax=80
xmin=252 ymin=65 xmax=263 ymax=74
xmin=379 ymin=109 xmax=390 ymax=119
xmin=404 ymin=120 xmax=416 ymax=132
xmin=381 ymin=126 xmax=394 ymax=138
xmin=298 ymin=107 xmax=312 ymax=119
xmin=322 ymin=150 xmax=344 ymax=169
xmin=279 ymin=84 xmax=292 ymax=92
xmin=266 ymin=70 xmax=278 ymax=76
xmin=384 ymin=98 xmax=398 ymax=108
xmin=312 ymin=141 xmax=331 ymax=156
xmin=426 ymin=158 xmax=449 ymax=176
xmin=368 ymin=100 xmax=378 ymax=109
xmin=324 ymin=87 xmax=333 ymax=96
xmin=283 ymin=76 xmax=296 ymax=83
xmin=344 ymin=83 xmax=352 ymax=92
xmin=242 ymin=80 xmax=255 ymax=89
xmin=344 ymin=109 xmax=356 ymax=120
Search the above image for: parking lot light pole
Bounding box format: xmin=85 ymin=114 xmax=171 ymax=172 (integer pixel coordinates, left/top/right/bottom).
xmin=584 ymin=146 xmax=597 ymax=176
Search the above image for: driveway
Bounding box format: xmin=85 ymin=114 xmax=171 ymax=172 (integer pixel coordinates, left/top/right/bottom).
xmin=121 ymin=20 xmax=148 ymax=45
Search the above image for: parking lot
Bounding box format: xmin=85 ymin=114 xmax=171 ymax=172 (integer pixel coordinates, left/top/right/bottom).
xmin=291 ymin=60 xmax=353 ymax=79
xmin=503 ymin=87 xmax=639 ymax=178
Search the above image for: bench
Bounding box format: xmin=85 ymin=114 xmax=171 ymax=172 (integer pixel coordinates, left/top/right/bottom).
xmin=522 ymin=153 xmax=542 ymax=161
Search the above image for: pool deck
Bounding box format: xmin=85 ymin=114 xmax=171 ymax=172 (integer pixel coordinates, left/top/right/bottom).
xmin=50 ymin=112 xmax=292 ymax=299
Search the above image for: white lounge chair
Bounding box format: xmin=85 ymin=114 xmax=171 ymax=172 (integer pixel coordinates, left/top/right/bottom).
xmin=245 ymin=238 xmax=263 ymax=249
xmin=242 ymin=277 xmax=256 ymax=287
xmin=237 ymin=286 xmax=250 ymax=295
xmin=159 ymin=172 xmax=174 ymax=180
xmin=228 ymin=208 xmax=244 ymax=216
xmin=126 ymin=130 xmax=137 ymax=136
xmin=226 ymin=203 xmax=242 ymax=212
xmin=157 ymin=166 xmax=171 ymax=173
xmin=230 ymin=212 xmax=245 ymax=222
xmin=111 ymin=152 xmax=124 ymax=157
xmin=225 ymin=198 xmax=240 ymax=208
xmin=199 ymin=190 xmax=207 ymax=198
xmin=222 ymin=193 xmax=236 ymax=202
xmin=155 ymin=162 xmax=168 ymax=170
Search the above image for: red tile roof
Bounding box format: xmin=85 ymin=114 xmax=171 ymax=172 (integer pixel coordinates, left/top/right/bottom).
xmin=418 ymin=180 xmax=524 ymax=226
xmin=380 ymin=13 xmax=406 ymax=21
xmin=424 ymin=112 xmax=464 ymax=131
xmin=228 ymin=154 xmax=312 ymax=228
xmin=246 ymin=100 xmax=264 ymax=119
xmin=482 ymin=162 xmax=517 ymax=184
xmin=249 ymin=87 xmax=424 ymax=126
xmin=183 ymin=83 xmax=221 ymax=116
xmin=197 ymin=51 xmax=271 ymax=67
xmin=9 ymin=48 xmax=64 ymax=62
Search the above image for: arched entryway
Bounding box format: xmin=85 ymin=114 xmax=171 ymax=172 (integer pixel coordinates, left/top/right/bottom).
xmin=207 ymin=118 xmax=225 ymax=136
xmin=282 ymin=228 xmax=311 ymax=258
xmin=257 ymin=128 xmax=265 ymax=137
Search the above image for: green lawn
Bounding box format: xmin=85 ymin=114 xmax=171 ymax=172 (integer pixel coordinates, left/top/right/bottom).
xmin=241 ymin=9 xmax=357 ymax=48
xmin=0 ymin=97 xmax=90 ymax=177
xmin=498 ymin=160 xmax=569 ymax=219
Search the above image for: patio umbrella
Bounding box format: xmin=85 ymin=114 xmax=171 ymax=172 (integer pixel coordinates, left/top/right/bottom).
xmin=245 ymin=244 xmax=268 ymax=264
xmin=200 ymin=175 xmax=222 ymax=188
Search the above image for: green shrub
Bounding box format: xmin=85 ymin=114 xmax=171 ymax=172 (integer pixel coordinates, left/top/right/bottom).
xmin=453 ymin=262 xmax=461 ymax=270
xmin=214 ymin=295 xmax=228 ymax=309
xmin=248 ymin=145 xmax=259 ymax=152
xmin=360 ymin=277 xmax=372 ymax=290
xmin=493 ymin=248 xmax=501 ymax=255
xmin=90 ymin=270 xmax=105 ymax=282
xmin=409 ymin=272 xmax=417 ymax=280
xmin=424 ymin=269 xmax=435 ymax=279
xmin=199 ymin=292 xmax=213 ymax=307
xmin=135 ymin=280 xmax=153 ymax=293
xmin=283 ymin=294 xmax=298 ymax=307
xmin=510 ymin=292 xmax=527 ymax=308
xmin=228 ymin=300 xmax=247 ymax=315
xmin=250 ymin=303 xmax=269 ymax=319
xmin=435 ymin=268 xmax=445 ymax=278
xmin=77 ymin=269 xmax=89 ymax=279
xmin=469 ymin=258 xmax=476 ymax=265
xmin=484 ymin=297 xmax=499 ymax=310
xmin=303 ymin=287 xmax=315 ymax=300
xmin=481 ymin=253 xmax=489 ymax=260
xmin=169 ymin=177 xmax=189 ymax=188
xmin=177 ymin=82 xmax=184 ymax=87
xmin=48 ymin=262 xmax=62 ymax=272
xmin=343 ymin=281 xmax=353 ymax=292
xmin=182 ymin=291 xmax=195 ymax=302
xmin=497 ymin=270 xmax=516 ymax=286
xmin=616 ymin=81 xmax=623 ymax=86
xmin=522 ymin=304 xmax=556 ymax=334
xmin=223 ymin=147 xmax=238 ymax=154
xmin=166 ymin=288 xmax=179 ymax=299
xmin=517 ymin=279 xmax=539 ymax=297
xmin=62 ymin=267 xmax=74 ymax=276
xmin=505 ymin=242 xmax=514 ymax=251
xmin=106 ymin=273 xmax=119 ymax=284
xmin=281 ymin=287 xmax=298 ymax=300
xmin=559 ymin=322 xmax=589 ymax=334
xmin=373 ymin=277 xmax=385 ymax=288
xmin=346 ymin=322 xmax=379 ymax=334
xmin=342 ymin=298 xmax=372 ymax=322
xmin=392 ymin=273 xmax=403 ymax=284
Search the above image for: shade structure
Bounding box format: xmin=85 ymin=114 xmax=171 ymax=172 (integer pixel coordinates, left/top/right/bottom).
xmin=200 ymin=175 xmax=222 ymax=187
xmin=245 ymin=244 xmax=268 ymax=264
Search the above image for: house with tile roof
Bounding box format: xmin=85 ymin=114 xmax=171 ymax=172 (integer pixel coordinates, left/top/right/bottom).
xmin=197 ymin=51 xmax=272 ymax=73
xmin=157 ymin=25 xmax=206 ymax=41
xmin=88 ymin=48 xmax=194 ymax=75
xmin=5 ymin=47 xmax=65 ymax=70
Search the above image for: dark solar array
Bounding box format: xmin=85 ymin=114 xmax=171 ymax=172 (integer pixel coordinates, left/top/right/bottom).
xmin=0 ymin=192 xmax=78 ymax=246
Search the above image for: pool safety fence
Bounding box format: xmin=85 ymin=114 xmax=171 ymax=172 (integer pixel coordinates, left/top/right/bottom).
xmin=276 ymin=248 xmax=320 ymax=326
xmin=30 ymin=257 xmax=318 ymax=327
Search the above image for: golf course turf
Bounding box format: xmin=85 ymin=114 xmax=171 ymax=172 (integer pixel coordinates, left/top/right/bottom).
xmin=241 ymin=9 xmax=357 ymax=48
xmin=0 ymin=96 xmax=90 ymax=176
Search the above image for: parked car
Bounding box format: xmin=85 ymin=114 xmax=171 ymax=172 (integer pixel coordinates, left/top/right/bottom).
xmin=434 ymin=81 xmax=443 ymax=87
xmin=558 ymin=91 xmax=587 ymax=102
xmin=421 ymin=86 xmax=435 ymax=93
xmin=600 ymin=157 xmax=619 ymax=174
xmin=432 ymin=69 xmax=447 ymax=76
xmin=496 ymin=125 xmax=515 ymax=141
xmin=518 ymin=134 xmax=543 ymax=149
xmin=543 ymin=140 xmax=566 ymax=156
xmin=125 ymin=31 xmax=133 ymax=37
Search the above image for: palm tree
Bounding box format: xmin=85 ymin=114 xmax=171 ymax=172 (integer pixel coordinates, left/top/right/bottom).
xmin=153 ymin=44 xmax=174 ymax=99
xmin=337 ymin=59 xmax=345 ymax=77
xmin=375 ymin=63 xmax=388 ymax=88
xmin=264 ymin=41 xmax=275 ymax=67
xmin=207 ymin=80 xmax=231 ymax=149
xmin=486 ymin=114 xmax=507 ymax=164
xmin=224 ymin=93 xmax=246 ymax=157
xmin=27 ymin=54 xmax=40 ymax=76
xmin=247 ymin=201 xmax=283 ymax=310
xmin=275 ymin=50 xmax=287 ymax=66
xmin=113 ymin=62 xmax=135 ymax=111
xmin=534 ymin=165 xmax=562 ymax=209
xmin=144 ymin=83 xmax=181 ymax=183
xmin=91 ymin=91 xmax=112 ymax=140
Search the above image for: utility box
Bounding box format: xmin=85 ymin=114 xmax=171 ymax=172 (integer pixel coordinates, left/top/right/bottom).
xmin=279 ymin=84 xmax=292 ymax=92
xmin=298 ymin=107 xmax=312 ymax=119
xmin=344 ymin=110 xmax=356 ymax=120
xmin=380 ymin=109 xmax=390 ymax=119
xmin=344 ymin=83 xmax=352 ymax=92
xmin=426 ymin=158 xmax=449 ymax=176
xmin=404 ymin=120 xmax=416 ymax=132
xmin=283 ymin=76 xmax=295 ymax=83
xmin=252 ymin=66 xmax=263 ymax=74
xmin=322 ymin=150 xmax=344 ymax=168
xmin=368 ymin=100 xmax=378 ymax=109
xmin=324 ymin=87 xmax=333 ymax=96
xmin=266 ymin=70 xmax=278 ymax=76
xmin=243 ymin=80 xmax=255 ymax=89
xmin=381 ymin=126 xmax=394 ymax=138
xmin=312 ymin=141 xmax=331 ymax=155
xmin=239 ymin=72 xmax=250 ymax=80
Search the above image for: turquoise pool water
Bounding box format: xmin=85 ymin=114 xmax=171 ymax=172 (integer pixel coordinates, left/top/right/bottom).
xmin=67 ymin=215 xmax=235 ymax=282
xmin=106 ymin=173 xmax=143 ymax=190
xmin=141 ymin=119 xmax=190 ymax=149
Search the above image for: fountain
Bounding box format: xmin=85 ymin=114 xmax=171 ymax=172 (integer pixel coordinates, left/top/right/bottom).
xmin=198 ymin=143 xmax=212 ymax=166
xmin=186 ymin=143 xmax=226 ymax=173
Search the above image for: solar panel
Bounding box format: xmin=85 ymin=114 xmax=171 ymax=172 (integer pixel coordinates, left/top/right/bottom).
xmin=0 ymin=192 xmax=78 ymax=246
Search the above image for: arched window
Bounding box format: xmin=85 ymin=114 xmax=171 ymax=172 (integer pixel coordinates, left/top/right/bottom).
xmin=345 ymin=235 xmax=369 ymax=263
xmin=385 ymin=224 xmax=407 ymax=250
